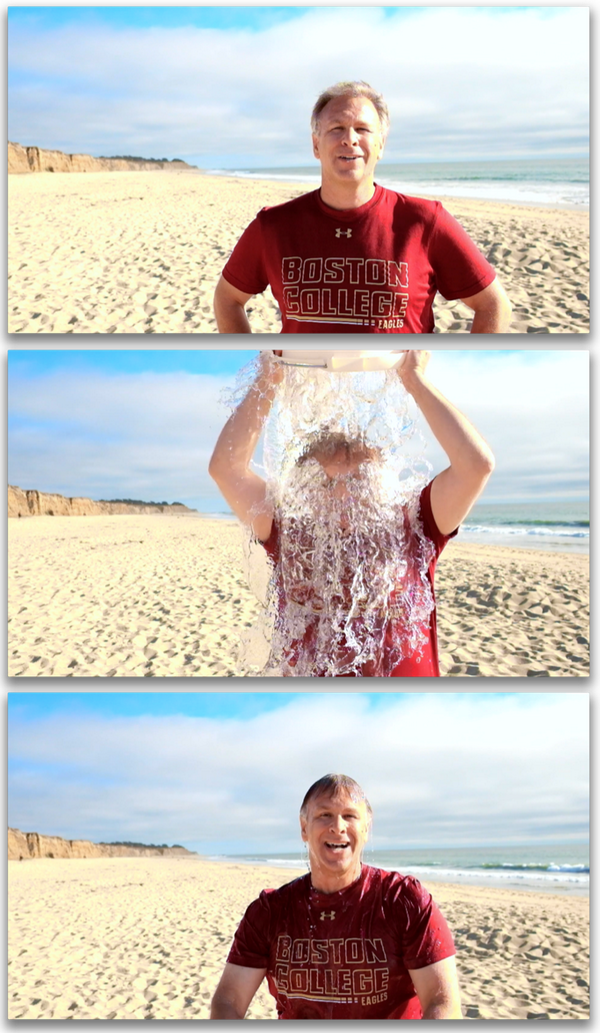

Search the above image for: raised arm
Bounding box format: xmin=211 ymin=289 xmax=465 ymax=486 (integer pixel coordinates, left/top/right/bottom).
xmin=461 ymin=277 xmax=512 ymax=334
xmin=214 ymin=275 xmax=254 ymax=333
xmin=211 ymin=963 xmax=267 ymax=1019
xmin=399 ymin=351 xmax=494 ymax=535
xmin=409 ymin=957 xmax=463 ymax=1019
xmin=208 ymin=352 xmax=282 ymax=540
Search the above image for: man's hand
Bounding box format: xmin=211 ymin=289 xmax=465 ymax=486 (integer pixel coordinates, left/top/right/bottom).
xmin=397 ymin=350 xmax=430 ymax=392
xmin=409 ymin=956 xmax=463 ymax=1019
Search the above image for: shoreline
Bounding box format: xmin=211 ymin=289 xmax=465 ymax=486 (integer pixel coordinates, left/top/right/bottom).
xmin=8 ymin=856 xmax=589 ymax=1019
xmin=204 ymin=170 xmax=589 ymax=213
xmin=194 ymin=513 xmax=592 ymax=557
xmin=205 ymin=857 xmax=588 ymax=898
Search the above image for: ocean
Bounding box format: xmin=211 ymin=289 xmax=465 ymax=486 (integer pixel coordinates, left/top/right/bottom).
xmin=209 ymin=844 xmax=589 ymax=896
xmin=458 ymin=500 xmax=589 ymax=553
xmin=201 ymin=501 xmax=589 ymax=554
xmin=207 ymin=157 xmax=589 ymax=209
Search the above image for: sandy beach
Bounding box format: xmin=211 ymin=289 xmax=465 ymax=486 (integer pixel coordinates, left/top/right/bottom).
xmin=8 ymin=171 xmax=589 ymax=334
xmin=8 ymin=514 xmax=589 ymax=678
xmin=7 ymin=856 xmax=589 ymax=1020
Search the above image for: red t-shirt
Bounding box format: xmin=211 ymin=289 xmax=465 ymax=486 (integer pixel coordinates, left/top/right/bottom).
xmin=222 ymin=185 xmax=495 ymax=333
xmin=261 ymin=481 xmax=457 ymax=677
xmin=227 ymin=864 xmax=455 ymax=1020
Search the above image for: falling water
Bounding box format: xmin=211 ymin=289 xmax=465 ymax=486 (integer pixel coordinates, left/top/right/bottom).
xmin=223 ymin=354 xmax=436 ymax=677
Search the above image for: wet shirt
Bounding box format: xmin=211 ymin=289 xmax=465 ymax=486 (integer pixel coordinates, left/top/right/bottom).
xmin=261 ymin=480 xmax=458 ymax=677
xmin=227 ymin=865 xmax=455 ymax=1019
xmin=222 ymin=185 xmax=496 ymax=333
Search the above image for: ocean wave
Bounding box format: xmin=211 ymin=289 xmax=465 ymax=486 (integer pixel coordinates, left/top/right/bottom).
xmin=389 ymin=864 xmax=589 ymax=885
xmin=462 ymin=524 xmax=589 ymax=539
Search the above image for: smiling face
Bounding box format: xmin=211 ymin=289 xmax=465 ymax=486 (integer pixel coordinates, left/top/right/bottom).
xmin=300 ymin=789 xmax=371 ymax=892
xmin=312 ymin=95 xmax=385 ymax=204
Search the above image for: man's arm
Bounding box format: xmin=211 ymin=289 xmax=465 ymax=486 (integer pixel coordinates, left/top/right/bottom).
xmin=208 ymin=352 xmax=282 ymax=540
xmin=210 ymin=963 xmax=267 ymax=1019
xmin=399 ymin=351 xmax=494 ymax=535
xmin=409 ymin=957 xmax=463 ymax=1019
xmin=214 ymin=275 xmax=254 ymax=333
xmin=461 ymin=277 xmax=512 ymax=334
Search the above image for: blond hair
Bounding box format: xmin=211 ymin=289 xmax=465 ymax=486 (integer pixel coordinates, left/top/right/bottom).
xmin=311 ymin=81 xmax=390 ymax=139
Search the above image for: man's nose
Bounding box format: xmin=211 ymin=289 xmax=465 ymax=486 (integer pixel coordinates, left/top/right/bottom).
xmin=341 ymin=127 xmax=360 ymax=146
xmin=330 ymin=815 xmax=347 ymax=832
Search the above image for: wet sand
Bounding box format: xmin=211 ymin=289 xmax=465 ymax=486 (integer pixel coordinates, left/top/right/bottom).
xmin=7 ymin=856 xmax=589 ymax=1020
xmin=8 ymin=515 xmax=589 ymax=678
xmin=8 ymin=171 xmax=589 ymax=334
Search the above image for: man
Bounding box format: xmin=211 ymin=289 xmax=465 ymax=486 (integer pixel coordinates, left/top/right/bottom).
xmin=208 ymin=350 xmax=494 ymax=677
xmin=210 ymin=774 xmax=462 ymax=1019
xmin=214 ymin=80 xmax=512 ymax=333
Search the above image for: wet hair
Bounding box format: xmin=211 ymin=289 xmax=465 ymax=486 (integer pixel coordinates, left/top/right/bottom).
xmin=311 ymin=81 xmax=390 ymax=140
xmin=296 ymin=430 xmax=381 ymax=466
xmin=300 ymin=774 xmax=373 ymax=818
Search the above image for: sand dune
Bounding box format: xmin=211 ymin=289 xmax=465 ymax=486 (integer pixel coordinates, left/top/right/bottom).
xmin=8 ymin=171 xmax=588 ymax=334
xmin=8 ymin=515 xmax=588 ymax=678
xmin=7 ymin=857 xmax=589 ymax=1020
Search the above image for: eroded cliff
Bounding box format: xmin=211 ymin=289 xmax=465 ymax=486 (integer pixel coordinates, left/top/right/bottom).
xmin=8 ymin=142 xmax=199 ymax=174
xmin=8 ymin=828 xmax=197 ymax=860
xmin=8 ymin=485 xmax=196 ymax=518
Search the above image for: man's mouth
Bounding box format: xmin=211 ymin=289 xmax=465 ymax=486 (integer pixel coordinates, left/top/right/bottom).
xmin=325 ymin=842 xmax=350 ymax=852
xmin=338 ymin=156 xmax=361 ymax=162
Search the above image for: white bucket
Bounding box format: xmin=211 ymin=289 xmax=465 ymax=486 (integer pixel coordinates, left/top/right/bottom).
xmin=276 ymin=350 xmax=406 ymax=373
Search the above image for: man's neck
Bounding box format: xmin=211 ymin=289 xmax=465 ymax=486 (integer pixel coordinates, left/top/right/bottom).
xmin=310 ymin=863 xmax=363 ymax=894
xmin=319 ymin=179 xmax=377 ymax=211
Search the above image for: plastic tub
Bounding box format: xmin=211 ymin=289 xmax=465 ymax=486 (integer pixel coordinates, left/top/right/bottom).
xmin=276 ymin=350 xmax=406 ymax=372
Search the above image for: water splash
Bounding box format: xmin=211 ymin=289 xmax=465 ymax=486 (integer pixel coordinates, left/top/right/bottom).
xmin=224 ymin=354 xmax=436 ymax=677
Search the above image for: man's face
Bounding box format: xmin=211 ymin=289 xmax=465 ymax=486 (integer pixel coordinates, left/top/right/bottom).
xmin=300 ymin=790 xmax=371 ymax=884
xmin=312 ymin=96 xmax=385 ymax=189
xmin=313 ymin=445 xmax=373 ymax=480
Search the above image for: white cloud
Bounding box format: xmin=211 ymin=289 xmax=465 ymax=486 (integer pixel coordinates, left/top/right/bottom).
xmin=8 ymin=694 xmax=589 ymax=851
xmin=8 ymin=351 xmax=589 ymax=506
xmin=421 ymin=351 xmax=589 ymax=501
xmin=8 ymin=8 xmax=588 ymax=162
xmin=8 ymin=370 xmax=233 ymax=505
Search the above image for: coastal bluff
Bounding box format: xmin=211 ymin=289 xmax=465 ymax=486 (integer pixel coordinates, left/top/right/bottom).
xmin=9 ymin=485 xmax=197 ymax=518
xmin=9 ymin=828 xmax=197 ymax=860
xmin=8 ymin=142 xmax=199 ymax=174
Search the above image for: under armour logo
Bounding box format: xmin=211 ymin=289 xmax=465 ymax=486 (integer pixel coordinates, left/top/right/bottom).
xmin=320 ymin=911 xmax=336 ymax=920
xmin=335 ymin=228 xmax=352 ymax=238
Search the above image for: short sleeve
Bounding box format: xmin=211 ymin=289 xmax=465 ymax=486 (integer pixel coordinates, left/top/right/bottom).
xmin=419 ymin=480 xmax=459 ymax=555
xmin=226 ymin=893 xmax=272 ymax=969
xmin=222 ymin=213 xmax=270 ymax=295
xmin=429 ymin=205 xmax=496 ymax=301
xmin=397 ymin=877 xmax=456 ymax=970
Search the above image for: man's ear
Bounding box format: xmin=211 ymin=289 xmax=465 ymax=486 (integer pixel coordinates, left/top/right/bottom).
xmin=300 ymin=816 xmax=308 ymax=842
xmin=312 ymin=135 xmax=320 ymax=160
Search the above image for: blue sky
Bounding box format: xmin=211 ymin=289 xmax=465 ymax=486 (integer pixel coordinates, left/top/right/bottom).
xmin=8 ymin=692 xmax=589 ymax=852
xmin=8 ymin=6 xmax=588 ymax=166
xmin=8 ymin=349 xmax=589 ymax=509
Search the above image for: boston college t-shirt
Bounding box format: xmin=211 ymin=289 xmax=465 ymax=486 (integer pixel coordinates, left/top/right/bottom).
xmin=260 ymin=480 xmax=458 ymax=677
xmin=227 ymin=865 xmax=455 ymax=1019
xmin=222 ymin=185 xmax=496 ymax=333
